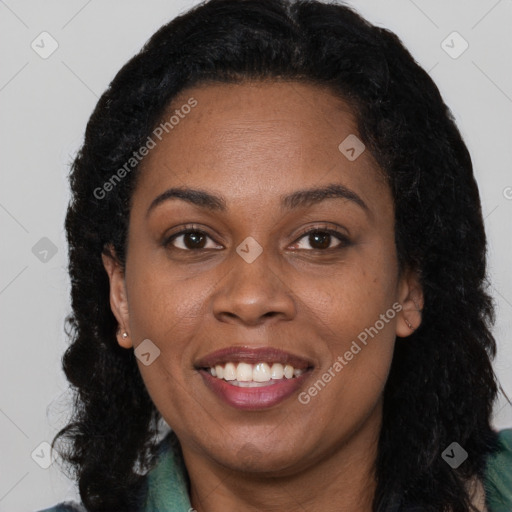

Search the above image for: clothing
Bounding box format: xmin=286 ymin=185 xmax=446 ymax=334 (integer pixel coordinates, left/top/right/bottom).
xmin=484 ymin=429 xmax=512 ymax=512
xmin=37 ymin=429 xmax=512 ymax=512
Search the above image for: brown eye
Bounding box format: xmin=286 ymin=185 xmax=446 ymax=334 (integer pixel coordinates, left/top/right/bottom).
xmin=291 ymin=228 xmax=350 ymax=251
xmin=181 ymin=231 xmax=207 ymax=249
xmin=308 ymin=232 xmax=331 ymax=250
xmin=164 ymin=229 xmax=222 ymax=251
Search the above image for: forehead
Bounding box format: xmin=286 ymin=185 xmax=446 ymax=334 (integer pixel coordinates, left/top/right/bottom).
xmin=131 ymin=81 xmax=388 ymax=215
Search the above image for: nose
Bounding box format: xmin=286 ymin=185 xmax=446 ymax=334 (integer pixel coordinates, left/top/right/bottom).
xmin=212 ymin=245 xmax=297 ymax=327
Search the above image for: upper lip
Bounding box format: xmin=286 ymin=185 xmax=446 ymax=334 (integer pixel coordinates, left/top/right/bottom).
xmin=195 ymin=346 xmax=314 ymax=370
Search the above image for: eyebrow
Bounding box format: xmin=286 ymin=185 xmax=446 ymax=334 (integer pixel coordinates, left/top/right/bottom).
xmin=146 ymin=183 xmax=369 ymax=218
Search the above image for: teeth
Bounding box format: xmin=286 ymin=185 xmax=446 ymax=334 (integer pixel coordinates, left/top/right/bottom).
xmin=270 ymin=363 xmax=284 ymax=379
xmin=236 ymin=362 xmax=253 ymax=382
xmin=284 ymin=364 xmax=294 ymax=379
xmin=253 ymin=362 xmax=271 ymax=382
xmin=224 ymin=362 xmax=236 ymax=381
xmin=207 ymin=361 xmax=306 ymax=384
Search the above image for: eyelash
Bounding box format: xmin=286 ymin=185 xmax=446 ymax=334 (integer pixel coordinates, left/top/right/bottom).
xmin=162 ymin=224 xmax=350 ymax=253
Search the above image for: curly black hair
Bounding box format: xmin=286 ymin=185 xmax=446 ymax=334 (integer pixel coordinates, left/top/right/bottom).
xmin=51 ymin=0 xmax=501 ymax=510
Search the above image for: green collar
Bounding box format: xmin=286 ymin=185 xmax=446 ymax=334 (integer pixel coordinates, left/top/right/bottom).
xmin=484 ymin=428 xmax=512 ymax=512
xmin=144 ymin=434 xmax=192 ymax=512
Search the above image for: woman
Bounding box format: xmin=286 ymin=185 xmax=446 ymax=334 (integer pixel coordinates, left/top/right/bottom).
xmin=38 ymin=0 xmax=512 ymax=510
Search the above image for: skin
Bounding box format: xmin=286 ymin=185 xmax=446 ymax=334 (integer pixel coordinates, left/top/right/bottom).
xmin=102 ymin=81 xmax=424 ymax=512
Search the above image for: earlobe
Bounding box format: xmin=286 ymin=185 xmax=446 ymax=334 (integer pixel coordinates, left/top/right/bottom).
xmin=116 ymin=327 xmax=132 ymax=349
xmin=396 ymin=268 xmax=424 ymax=338
xmin=101 ymin=246 xmax=132 ymax=349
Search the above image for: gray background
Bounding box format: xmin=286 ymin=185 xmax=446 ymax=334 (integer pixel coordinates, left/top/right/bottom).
xmin=1 ymin=0 xmax=511 ymax=510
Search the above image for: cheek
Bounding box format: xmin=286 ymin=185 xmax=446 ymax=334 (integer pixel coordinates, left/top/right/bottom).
xmin=124 ymin=264 xmax=202 ymax=416
xmin=304 ymin=242 xmax=398 ymax=401
xmin=304 ymin=302 xmax=397 ymax=435
xmin=125 ymin=256 xmax=214 ymax=341
xmin=310 ymin=250 xmax=398 ymax=349
xmin=319 ymin=295 xmax=397 ymax=395
xmin=123 ymin=261 xmax=215 ymax=412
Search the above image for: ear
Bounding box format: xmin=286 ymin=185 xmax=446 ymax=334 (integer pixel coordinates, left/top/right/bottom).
xmin=396 ymin=267 xmax=424 ymax=338
xmin=101 ymin=244 xmax=132 ymax=349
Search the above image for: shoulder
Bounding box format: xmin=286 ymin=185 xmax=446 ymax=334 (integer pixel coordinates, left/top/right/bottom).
xmin=33 ymin=432 xmax=181 ymax=512
xmin=484 ymin=428 xmax=512 ymax=512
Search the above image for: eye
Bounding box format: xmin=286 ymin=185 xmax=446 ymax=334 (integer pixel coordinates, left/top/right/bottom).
xmin=163 ymin=224 xmax=350 ymax=252
xmin=290 ymin=227 xmax=350 ymax=251
xmin=163 ymin=227 xmax=222 ymax=251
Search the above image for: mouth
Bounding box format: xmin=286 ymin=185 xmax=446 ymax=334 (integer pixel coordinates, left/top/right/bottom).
xmin=195 ymin=346 xmax=314 ymax=410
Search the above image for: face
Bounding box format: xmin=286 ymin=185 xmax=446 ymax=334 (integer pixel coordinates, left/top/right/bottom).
xmin=103 ymin=81 xmax=423 ymax=476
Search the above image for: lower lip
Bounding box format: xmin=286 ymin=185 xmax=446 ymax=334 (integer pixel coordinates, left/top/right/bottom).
xmin=199 ymin=370 xmax=311 ymax=410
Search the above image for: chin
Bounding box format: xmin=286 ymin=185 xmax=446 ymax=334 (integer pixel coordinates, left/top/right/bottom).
xmin=206 ymin=439 xmax=311 ymax=476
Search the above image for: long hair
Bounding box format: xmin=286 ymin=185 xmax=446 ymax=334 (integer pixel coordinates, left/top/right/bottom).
xmin=52 ymin=1 xmax=499 ymax=510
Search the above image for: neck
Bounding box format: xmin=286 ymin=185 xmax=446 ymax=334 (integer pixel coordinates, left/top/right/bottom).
xmin=181 ymin=410 xmax=381 ymax=512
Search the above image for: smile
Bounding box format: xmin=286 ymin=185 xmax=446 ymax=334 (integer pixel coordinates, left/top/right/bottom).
xmin=208 ymin=361 xmax=306 ymax=386
xmin=195 ymin=346 xmax=314 ymax=409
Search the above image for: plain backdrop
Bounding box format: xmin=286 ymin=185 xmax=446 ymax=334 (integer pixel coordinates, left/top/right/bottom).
xmin=1 ymin=1 xmax=511 ymax=510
